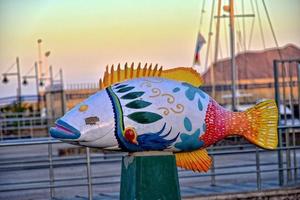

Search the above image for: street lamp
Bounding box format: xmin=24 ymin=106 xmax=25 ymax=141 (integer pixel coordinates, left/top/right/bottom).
xmin=39 ymin=51 xmax=51 ymax=87
xmin=22 ymin=78 xmax=28 ymax=85
xmin=45 ymin=51 xmax=51 ymax=57
xmin=39 ymin=80 xmax=44 ymax=86
xmin=1 ymin=57 xmax=22 ymax=105
xmin=2 ymin=75 xmax=9 ymax=83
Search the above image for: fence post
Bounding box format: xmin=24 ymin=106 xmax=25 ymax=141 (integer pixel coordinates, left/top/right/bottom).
xmin=86 ymin=147 xmax=93 ymax=200
xmin=286 ymin=130 xmax=292 ymax=183
xmin=255 ymin=148 xmax=261 ymax=191
xmin=48 ymin=142 xmax=55 ymax=199
xmin=17 ymin=115 xmax=21 ymax=139
xmin=0 ymin=116 xmax=3 ymax=140
xmin=210 ymin=153 xmax=216 ymax=186
xmin=273 ymin=60 xmax=284 ymax=186
xmin=30 ymin=116 xmax=33 ymax=138
xmin=294 ymin=61 xmax=300 ymax=181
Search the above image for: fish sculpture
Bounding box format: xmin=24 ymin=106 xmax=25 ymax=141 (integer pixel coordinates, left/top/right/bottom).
xmin=50 ymin=63 xmax=278 ymax=172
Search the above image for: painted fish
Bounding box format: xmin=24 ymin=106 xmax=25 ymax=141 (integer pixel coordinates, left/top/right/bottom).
xmin=50 ymin=64 xmax=278 ymax=172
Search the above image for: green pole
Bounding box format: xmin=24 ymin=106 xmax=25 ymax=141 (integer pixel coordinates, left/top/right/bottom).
xmin=120 ymin=152 xmax=181 ymax=200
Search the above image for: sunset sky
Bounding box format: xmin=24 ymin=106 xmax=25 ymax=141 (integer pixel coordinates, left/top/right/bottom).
xmin=0 ymin=0 xmax=299 ymax=98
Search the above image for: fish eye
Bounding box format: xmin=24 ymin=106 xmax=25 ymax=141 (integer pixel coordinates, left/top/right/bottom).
xmin=79 ymin=104 xmax=89 ymax=112
xmin=85 ymin=116 xmax=100 ymax=125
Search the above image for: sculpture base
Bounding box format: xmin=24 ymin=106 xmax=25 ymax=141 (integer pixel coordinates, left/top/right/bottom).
xmin=120 ymin=152 xmax=181 ymax=200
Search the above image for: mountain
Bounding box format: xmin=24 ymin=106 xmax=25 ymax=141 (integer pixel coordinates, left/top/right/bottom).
xmin=202 ymin=44 xmax=300 ymax=84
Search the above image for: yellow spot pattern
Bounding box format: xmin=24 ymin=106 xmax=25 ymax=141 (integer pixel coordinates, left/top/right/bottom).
xmin=79 ymin=104 xmax=88 ymax=112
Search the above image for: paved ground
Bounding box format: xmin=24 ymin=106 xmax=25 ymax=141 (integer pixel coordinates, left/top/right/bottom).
xmin=0 ymin=141 xmax=299 ymax=200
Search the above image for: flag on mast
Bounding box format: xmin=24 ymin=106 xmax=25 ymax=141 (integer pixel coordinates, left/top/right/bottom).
xmin=193 ymin=32 xmax=206 ymax=66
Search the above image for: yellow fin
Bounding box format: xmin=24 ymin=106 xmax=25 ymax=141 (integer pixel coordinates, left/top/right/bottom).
xmin=161 ymin=67 xmax=203 ymax=87
xmin=99 ymin=63 xmax=203 ymax=89
xmin=175 ymin=149 xmax=212 ymax=172
xmin=239 ymin=99 xmax=278 ymax=150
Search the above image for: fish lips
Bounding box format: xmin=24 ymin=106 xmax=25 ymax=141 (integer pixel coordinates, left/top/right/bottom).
xmin=50 ymin=119 xmax=81 ymax=140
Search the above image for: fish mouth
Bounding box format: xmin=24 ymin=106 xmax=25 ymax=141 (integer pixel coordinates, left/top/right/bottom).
xmin=50 ymin=119 xmax=81 ymax=140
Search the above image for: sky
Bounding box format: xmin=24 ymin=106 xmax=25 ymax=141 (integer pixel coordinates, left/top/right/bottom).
xmin=0 ymin=0 xmax=300 ymax=98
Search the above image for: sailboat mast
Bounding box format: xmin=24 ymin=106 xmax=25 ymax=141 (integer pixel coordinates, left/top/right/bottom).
xmin=229 ymin=0 xmax=237 ymax=111
xmin=212 ymin=0 xmax=222 ymax=99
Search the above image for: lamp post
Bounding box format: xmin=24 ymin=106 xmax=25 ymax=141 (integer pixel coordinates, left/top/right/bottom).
xmin=59 ymin=68 xmax=66 ymax=114
xmin=2 ymin=57 xmax=22 ymax=105
xmin=23 ymin=62 xmax=40 ymax=111
xmin=38 ymin=63 xmax=54 ymax=122
xmin=39 ymin=51 xmax=51 ymax=86
xmin=37 ymin=39 xmax=43 ymax=82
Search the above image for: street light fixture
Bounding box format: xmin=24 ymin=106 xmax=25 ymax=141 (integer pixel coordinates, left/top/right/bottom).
xmin=39 ymin=81 xmax=44 ymax=86
xmin=1 ymin=57 xmax=22 ymax=105
xmin=2 ymin=75 xmax=9 ymax=83
xmin=22 ymin=78 xmax=28 ymax=85
xmin=45 ymin=51 xmax=51 ymax=57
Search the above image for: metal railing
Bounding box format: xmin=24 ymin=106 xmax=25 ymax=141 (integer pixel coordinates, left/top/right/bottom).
xmin=0 ymin=112 xmax=49 ymax=140
xmin=274 ymin=59 xmax=300 ymax=186
xmin=0 ymin=137 xmax=299 ymax=199
xmin=0 ymin=95 xmax=39 ymax=106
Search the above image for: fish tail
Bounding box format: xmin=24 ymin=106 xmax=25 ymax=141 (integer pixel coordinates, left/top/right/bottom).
xmin=235 ymin=100 xmax=278 ymax=149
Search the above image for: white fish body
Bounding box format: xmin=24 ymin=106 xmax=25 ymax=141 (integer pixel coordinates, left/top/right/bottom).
xmin=50 ymin=78 xmax=210 ymax=152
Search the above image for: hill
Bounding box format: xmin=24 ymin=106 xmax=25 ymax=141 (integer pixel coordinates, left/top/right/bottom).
xmin=202 ymin=44 xmax=300 ymax=84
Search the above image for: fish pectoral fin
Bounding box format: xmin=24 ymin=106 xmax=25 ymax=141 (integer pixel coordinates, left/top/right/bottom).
xmin=175 ymin=149 xmax=212 ymax=172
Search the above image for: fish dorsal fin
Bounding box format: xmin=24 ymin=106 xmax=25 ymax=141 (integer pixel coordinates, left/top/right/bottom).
xmin=175 ymin=149 xmax=212 ymax=172
xmin=99 ymin=63 xmax=203 ymax=89
xmin=161 ymin=67 xmax=203 ymax=87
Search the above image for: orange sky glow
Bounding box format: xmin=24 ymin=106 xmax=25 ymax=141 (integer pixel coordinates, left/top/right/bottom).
xmin=0 ymin=0 xmax=299 ymax=97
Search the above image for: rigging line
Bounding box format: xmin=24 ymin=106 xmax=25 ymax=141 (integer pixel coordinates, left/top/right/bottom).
xmin=247 ymin=0 xmax=256 ymax=50
xmin=241 ymin=0 xmax=248 ymax=82
xmin=54 ymin=69 xmax=62 ymax=79
xmin=210 ymin=37 xmax=214 ymax=71
xmin=210 ymin=17 xmax=216 ymax=64
xmin=242 ymin=0 xmax=246 ymax=51
xmin=198 ymin=0 xmax=206 ymax=33
xmin=223 ymin=16 xmax=229 ymax=58
xmin=53 ymin=72 xmax=59 ymax=79
xmin=219 ymin=34 xmax=224 ymax=59
xmin=234 ymin=0 xmax=242 ymax=52
xmin=24 ymin=63 xmax=35 ymax=76
xmin=213 ymin=0 xmax=222 ymax=64
xmin=211 ymin=0 xmax=222 ymax=99
xmin=236 ymin=31 xmax=243 ymax=54
xmin=236 ymin=31 xmax=245 ymax=75
xmin=3 ymin=62 xmax=16 ymax=74
xmin=262 ymin=0 xmax=282 ymax=59
xmin=254 ymin=0 xmax=266 ymax=49
xmin=204 ymin=0 xmax=216 ymax=71
xmin=218 ymin=30 xmax=225 ymax=101
xmin=218 ymin=40 xmax=226 ymax=102
xmin=263 ymin=0 xmax=287 ymax=108
xmin=233 ymin=0 xmax=240 ymax=102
